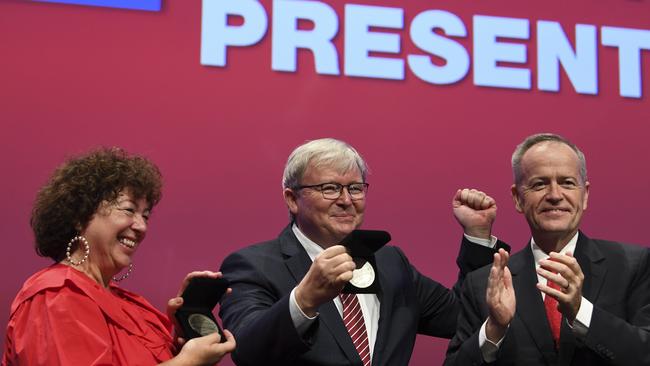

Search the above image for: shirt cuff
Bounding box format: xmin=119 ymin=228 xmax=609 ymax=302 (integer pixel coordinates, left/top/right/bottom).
xmin=479 ymin=319 xmax=506 ymax=363
xmin=289 ymin=287 xmax=318 ymax=336
xmin=464 ymin=233 xmax=498 ymax=248
xmin=567 ymin=296 xmax=593 ymax=339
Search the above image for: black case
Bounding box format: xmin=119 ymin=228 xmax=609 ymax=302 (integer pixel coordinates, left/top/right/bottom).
xmin=341 ymin=229 xmax=391 ymax=294
xmin=175 ymin=277 xmax=229 ymax=342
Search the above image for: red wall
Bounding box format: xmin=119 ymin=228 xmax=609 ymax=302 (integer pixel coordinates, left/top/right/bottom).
xmin=1 ymin=1 xmax=649 ymax=364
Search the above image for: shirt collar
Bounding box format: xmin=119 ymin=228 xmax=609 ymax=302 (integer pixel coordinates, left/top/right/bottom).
xmin=292 ymin=223 xmax=324 ymax=262
xmin=530 ymin=232 xmax=579 ymax=268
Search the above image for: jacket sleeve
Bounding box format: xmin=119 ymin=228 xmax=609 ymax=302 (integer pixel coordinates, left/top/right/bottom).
xmin=404 ymin=236 xmax=507 ymax=340
xmin=218 ymin=251 xmax=313 ymax=365
xmin=443 ymin=270 xmax=492 ymax=366
xmin=583 ymin=246 xmax=650 ymax=365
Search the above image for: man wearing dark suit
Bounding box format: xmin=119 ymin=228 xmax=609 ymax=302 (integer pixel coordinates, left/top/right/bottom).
xmin=219 ymin=138 xmax=508 ymax=365
xmin=444 ymin=133 xmax=650 ymax=366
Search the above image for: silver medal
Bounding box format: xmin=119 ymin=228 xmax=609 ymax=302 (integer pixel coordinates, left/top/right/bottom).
xmin=349 ymin=261 xmax=375 ymax=288
xmin=188 ymin=313 xmax=218 ymax=336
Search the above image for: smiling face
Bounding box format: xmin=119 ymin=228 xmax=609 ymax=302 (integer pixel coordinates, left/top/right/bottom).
xmin=79 ymin=189 xmax=150 ymax=283
xmin=284 ymin=164 xmax=366 ymax=248
xmin=511 ymin=141 xmax=589 ymax=250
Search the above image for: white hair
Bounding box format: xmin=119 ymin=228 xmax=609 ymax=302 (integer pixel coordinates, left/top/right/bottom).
xmin=512 ymin=133 xmax=587 ymax=185
xmin=282 ymin=138 xmax=368 ymax=189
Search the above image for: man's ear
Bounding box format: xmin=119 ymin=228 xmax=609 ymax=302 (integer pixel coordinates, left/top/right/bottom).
xmin=283 ymin=188 xmax=299 ymax=215
xmin=511 ymin=184 xmax=524 ymax=213
xmin=582 ymin=181 xmax=590 ymax=211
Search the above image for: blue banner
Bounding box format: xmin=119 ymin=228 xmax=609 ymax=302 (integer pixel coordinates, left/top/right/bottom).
xmin=34 ymin=0 xmax=161 ymax=11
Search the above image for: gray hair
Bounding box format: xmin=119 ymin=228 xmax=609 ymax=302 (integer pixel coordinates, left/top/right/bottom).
xmin=512 ymin=133 xmax=587 ymax=185
xmin=283 ymin=138 xmax=368 ymax=190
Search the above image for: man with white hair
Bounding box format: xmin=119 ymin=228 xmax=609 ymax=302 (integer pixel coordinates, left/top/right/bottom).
xmin=444 ymin=133 xmax=650 ymax=366
xmin=220 ymin=138 xmax=508 ymax=365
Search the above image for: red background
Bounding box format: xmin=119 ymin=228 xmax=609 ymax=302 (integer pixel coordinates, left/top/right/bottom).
xmin=1 ymin=1 xmax=649 ymax=364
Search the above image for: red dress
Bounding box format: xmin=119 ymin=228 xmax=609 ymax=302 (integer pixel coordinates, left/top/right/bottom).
xmin=2 ymin=264 xmax=175 ymax=365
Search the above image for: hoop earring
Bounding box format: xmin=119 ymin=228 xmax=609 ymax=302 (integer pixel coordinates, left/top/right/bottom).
xmin=66 ymin=236 xmax=90 ymax=266
xmin=112 ymin=263 xmax=134 ymax=282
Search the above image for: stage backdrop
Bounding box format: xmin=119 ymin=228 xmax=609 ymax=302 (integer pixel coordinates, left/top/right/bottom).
xmin=1 ymin=1 xmax=649 ymax=364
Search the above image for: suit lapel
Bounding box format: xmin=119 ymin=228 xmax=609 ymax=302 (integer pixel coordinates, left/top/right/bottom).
xmin=510 ymin=245 xmax=558 ymax=365
xmin=559 ymin=232 xmax=607 ymax=365
xmin=281 ymin=226 xmax=311 ymax=285
xmin=574 ymin=232 xmax=607 ymax=304
xmin=367 ymin=256 xmax=392 ymax=366
xmin=318 ymin=301 xmax=363 ymax=364
xmin=280 ymin=226 xmax=361 ymax=365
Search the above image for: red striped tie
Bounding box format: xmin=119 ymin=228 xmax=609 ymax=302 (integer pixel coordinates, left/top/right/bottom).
xmin=340 ymin=293 xmax=371 ymax=366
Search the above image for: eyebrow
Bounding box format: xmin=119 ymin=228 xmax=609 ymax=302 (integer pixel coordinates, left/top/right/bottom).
xmin=525 ymin=175 xmax=580 ymax=185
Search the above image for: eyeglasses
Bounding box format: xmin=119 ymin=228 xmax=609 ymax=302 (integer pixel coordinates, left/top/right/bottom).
xmin=297 ymin=182 xmax=369 ymax=200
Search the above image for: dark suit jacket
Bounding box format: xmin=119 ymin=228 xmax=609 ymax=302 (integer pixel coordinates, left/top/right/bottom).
xmin=219 ymin=225 xmax=507 ymax=366
xmin=445 ymin=232 xmax=650 ymax=366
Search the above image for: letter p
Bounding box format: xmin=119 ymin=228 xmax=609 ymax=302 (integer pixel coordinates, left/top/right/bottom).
xmin=201 ymin=0 xmax=268 ymax=67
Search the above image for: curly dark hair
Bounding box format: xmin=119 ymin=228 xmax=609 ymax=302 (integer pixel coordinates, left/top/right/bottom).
xmin=31 ymin=147 xmax=163 ymax=262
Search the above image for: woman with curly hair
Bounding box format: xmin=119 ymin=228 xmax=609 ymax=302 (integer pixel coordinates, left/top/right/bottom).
xmin=2 ymin=148 xmax=235 ymax=365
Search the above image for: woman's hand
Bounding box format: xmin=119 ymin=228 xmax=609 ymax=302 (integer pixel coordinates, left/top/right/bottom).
xmin=160 ymin=330 xmax=236 ymax=365
xmin=176 ymin=271 xmax=224 ymax=298
xmin=177 ymin=330 xmax=236 ymax=365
